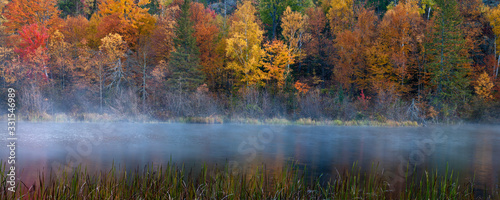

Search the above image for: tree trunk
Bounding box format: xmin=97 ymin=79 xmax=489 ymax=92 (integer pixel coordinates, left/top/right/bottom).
xmin=427 ymin=7 xmax=431 ymax=20
xmin=142 ymin=51 xmax=147 ymax=111
xmin=99 ymin=64 xmax=103 ymax=113
xmin=496 ymin=54 xmax=499 ymax=79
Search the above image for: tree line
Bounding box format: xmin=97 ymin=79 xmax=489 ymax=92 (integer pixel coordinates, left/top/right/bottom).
xmin=0 ymin=0 xmax=499 ymax=122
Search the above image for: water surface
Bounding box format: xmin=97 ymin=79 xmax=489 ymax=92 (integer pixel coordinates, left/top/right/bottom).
xmin=1 ymin=122 xmax=499 ymax=193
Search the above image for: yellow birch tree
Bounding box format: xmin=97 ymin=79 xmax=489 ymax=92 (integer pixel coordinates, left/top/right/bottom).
xmin=226 ymin=0 xmax=266 ymax=87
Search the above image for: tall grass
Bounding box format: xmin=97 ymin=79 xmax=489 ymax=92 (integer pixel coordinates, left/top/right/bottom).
xmin=1 ymin=162 xmax=497 ymax=199
xmin=4 ymin=112 xmax=421 ymax=127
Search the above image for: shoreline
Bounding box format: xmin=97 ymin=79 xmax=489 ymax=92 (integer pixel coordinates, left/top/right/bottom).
xmin=0 ymin=112 xmax=460 ymax=127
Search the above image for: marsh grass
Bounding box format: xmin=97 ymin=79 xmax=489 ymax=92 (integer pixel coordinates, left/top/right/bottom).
xmin=294 ymin=118 xmax=419 ymax=127
xmin=227 ymin=117 xmax=419 ymax=126
xmin=2 ymin=113 xmax=420 ymax=127
xmin=178 ymin=116 xmax=224 ymax=124
xmin=1 ymin=162 xmax=497 ymax=199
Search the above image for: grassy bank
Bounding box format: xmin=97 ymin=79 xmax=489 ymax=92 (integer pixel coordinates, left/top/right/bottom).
xmin=227 ymin=117 xmax=419 ymax=126
xmin=1 ymin=162 xmax=497 ymax=199
xmin=1 ymin=113 xmax=420 ymax=126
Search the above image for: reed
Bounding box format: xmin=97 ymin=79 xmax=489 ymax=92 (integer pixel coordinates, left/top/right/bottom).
xmin=5 ymin=113 xmax=421 ymax=127
xmin=1 ymin=161 xmax=497 ymax=199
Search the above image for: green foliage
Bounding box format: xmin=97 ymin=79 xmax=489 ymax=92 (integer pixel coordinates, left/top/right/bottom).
xmin=57 ymin=0 xmax=78 ymax=18
xmin=355 ymin=111 xmax=366 ymax=120
xmin=375 ymin=113 xmax=387 ymax=122
xmin=424 ymin=0 xmax=471 ymax=112
xmin=258 ymin=0 xmax=311 ymax=39
xmin=366 ymin=0 xmax=392 ymax=14
xmin=167 ymin=0 xmax=205 ymax=93
xmin=142 ymin=0 xmax=160 ymax=15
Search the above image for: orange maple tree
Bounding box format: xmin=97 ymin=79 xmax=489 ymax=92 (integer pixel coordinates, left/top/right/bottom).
xmin=294 ymin=80 xmax=310 ymax=96
xmin=88 ymin=0 xmax=156 ymax=49
xmin=334 ymin=8 xmax=378 ymax=92
xmin=61 ymin=15 xmax=91 ymax=45
xmin=150 ymin=6 xmax=178 ymax=63
xmin=376 ymin=0 xmax=423 ymax=96
xmin=302 ymin=6 xmax=331 ymax=85
xmin=3 ymin=0 xmax=62 ymax=34
xmin=190 ymin=2 xmax=222 ymax=90
xmin=262 ymin=40 xmax=294 ymax=89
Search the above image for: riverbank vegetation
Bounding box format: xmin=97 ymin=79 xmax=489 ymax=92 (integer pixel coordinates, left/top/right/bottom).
xmin=1 ymin=0 xmax=500 ymax=124
xmin=1 ymin=162 xmax=498 ymax=199
xmin=1 ymin=112 xmax=421 ymax=126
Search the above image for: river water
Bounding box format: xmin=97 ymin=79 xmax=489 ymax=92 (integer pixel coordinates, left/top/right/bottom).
xmin=1 ymin=122 xmax=499 ymax=194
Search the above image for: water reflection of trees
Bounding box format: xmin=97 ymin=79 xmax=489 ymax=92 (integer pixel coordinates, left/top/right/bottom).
xmin=473 ymin=130 xmax=497 ymax=194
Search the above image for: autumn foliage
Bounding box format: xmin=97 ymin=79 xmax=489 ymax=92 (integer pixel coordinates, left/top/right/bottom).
xmin=14 ymin=23 xmax=50 ymax=82
xmin=475 ymin=72 xmax=494 ymax=100
xmin=3 ymin=0 xmax=62 ymax=34
xmin=226 ymin=0 xmax=265 ymax=87
xmin=0 ymin=0 xmax=499 ymax=122
xmin=262 ymin=40 xmax=294 ymax=89
xmin=89 ymin=0 xmax=156 ymax=48
xmin=190 ymin=2 xmax=222 ymax=90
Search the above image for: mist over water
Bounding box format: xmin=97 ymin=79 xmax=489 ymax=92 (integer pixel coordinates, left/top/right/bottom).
xmin=1 ymin=122 xmax=499 ymax=193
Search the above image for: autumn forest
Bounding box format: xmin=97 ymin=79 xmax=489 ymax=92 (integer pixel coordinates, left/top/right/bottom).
xmin=1 ymin=0 xmax=499 ymax=123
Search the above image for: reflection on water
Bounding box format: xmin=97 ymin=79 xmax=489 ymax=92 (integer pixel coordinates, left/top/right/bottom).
xmin=1 ymin=122 xmax=499 ymax=193
xmin=473 ymin=129 xmax=498 ymax=196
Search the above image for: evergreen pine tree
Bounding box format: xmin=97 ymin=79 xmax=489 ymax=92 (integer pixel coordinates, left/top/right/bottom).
xmin=425 ymin=0 xmax=471 ymax=110
xmin=167 ymin=0 xmax=204 ymax=93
